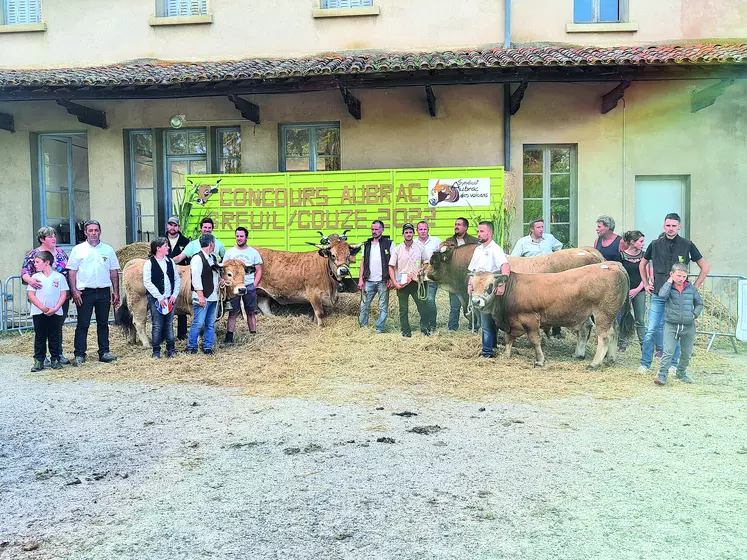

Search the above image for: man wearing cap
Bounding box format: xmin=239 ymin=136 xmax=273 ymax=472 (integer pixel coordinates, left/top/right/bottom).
xmin=165 ymin=216 xmax=191 ymax=340
xmin=389 ymin=223 xmax=429 ymax=337
xmin=66 ymin=220 xmax=120 ymax=365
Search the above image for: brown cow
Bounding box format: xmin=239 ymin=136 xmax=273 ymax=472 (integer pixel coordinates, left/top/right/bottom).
xmin=116 ymin=258 xmax=250 ymax=347
xmin=470 ymin=262 xmax=633 ymax=368
xmin=423 ymin=245 xmax=604 ymax=322
xmin=255 ymin=233 xmax=362 ymax=326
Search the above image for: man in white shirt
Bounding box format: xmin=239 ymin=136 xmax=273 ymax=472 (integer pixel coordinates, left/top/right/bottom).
xmin=416 ymin=220 xmax=442 ymax=334
xmin=389 ymin=223 xmax=429 ymax=337
xmin=66 ymin=220 xmax=120 ymax=365
xmin=173 ymin=217 xmax=226 ymax=264
xmin=222 ymin=227 xmax=264 ymax=344
xmin=467 ymin=221 xmax=510 ymax=358
xmin=358 ymin=220 xmax=393 ymax=333
xmin=511 ymin=218 xmax=563 ymax=257
xmin=188 ymin=234 xmax=221 ymax=355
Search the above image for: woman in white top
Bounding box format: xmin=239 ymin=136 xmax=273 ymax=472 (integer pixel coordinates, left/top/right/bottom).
xmin=143 ymin=237 xmax=181 ymax=358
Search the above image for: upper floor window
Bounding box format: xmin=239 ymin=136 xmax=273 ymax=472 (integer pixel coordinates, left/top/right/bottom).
xmin=280 ymin=124 xmax=340 ymax=172
xmin=162 ymin=0 xmax=206 ymax=17
xmin=574 ymin=0 xmax=621 ymax=23
xmin=322 ymin=0 xmax=373 ymax=8
xmin=2 ymin=0 xmax=41 ymax=25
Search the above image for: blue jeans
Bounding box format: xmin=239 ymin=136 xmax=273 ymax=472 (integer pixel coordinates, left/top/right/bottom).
xmin=147 ymin=295 xmax=175 ymax=353
xmin=188 ymin=300 xmax=217 ymax=351
xmin=449 ymin=292 xmax=481 ymax=331
xmin=481 ymin=312 xmax=497 ymax=357
xmin=425 ymin=282 xmax=438 ymax=332
xmin=641 ymin=294 xmax=680 ymax=368
xmin=359 ymin=280 xmax=389 ymax=332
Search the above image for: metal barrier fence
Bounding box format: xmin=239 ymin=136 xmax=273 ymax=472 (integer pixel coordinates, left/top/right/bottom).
xmin=689 ymin=274 xmax=746 ymax=352
xmin=1 ymin=273 xmax=744 ymax=352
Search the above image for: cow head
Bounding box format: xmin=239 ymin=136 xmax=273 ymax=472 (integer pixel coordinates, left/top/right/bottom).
xmin=217 ymin=258 xmax=253 ymax=298
xmin=422 ymin=242 xmax=456 ymax=284
xmin=306 ymin=231 xmax=362 ymax=281
xmin=189 ymin=179 xmax=222 ymax=205
xmin=470 ymin=272 xmax=509 ymax=311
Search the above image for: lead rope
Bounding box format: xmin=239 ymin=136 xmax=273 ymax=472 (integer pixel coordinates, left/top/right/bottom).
xmin=416 ymin=273 xmax=428 ymax=301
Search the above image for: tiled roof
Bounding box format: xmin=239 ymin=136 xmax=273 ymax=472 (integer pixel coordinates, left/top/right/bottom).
xmin=0 ymin=44 xmax=745 ymax=88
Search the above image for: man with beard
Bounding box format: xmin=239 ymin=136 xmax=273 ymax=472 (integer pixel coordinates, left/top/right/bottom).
xmin=164 ymin=216 xmax=191 ymax=340
xmin=358 ymin=220 xmax=393 ymax=333
xmin=444 ymin=217 xmax=479 ymax=331
xmin=222 ymin=227 xmax=263 ymax=344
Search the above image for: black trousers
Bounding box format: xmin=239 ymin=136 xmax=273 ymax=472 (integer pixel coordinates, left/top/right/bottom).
xmin=397 ymin=282 xmax=428 ymax=335
xmin=74 ymin=287 xmax=111 ymax=359
xmin=176 ymin=314 xmax=188 ymax=340
xmin=33 ymin=314 xmax=63 ymax=362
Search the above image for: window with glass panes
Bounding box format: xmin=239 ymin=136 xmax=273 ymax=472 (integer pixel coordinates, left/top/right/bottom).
xmin=129 ymin=132 xmax=157 ymax=242
xmin=574 ymin=0 xmax=622 ymax=23
xmin=522 ymin=145 xmax=576 ymax=248
xmin=216 ymin=127 xmax=241 ymax=173
xmin=280 ymin=124 xmax=340 ymax=172
xmin=38 ymin=133 xmax=90 ymax=246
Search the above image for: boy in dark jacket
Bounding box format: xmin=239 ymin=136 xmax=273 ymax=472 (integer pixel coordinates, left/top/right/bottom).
xmin=655 ymin=263 xmax=703 ymax=385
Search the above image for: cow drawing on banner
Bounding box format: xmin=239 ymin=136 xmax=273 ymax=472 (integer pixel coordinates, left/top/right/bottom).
xmin=188 ymin=179 xmax=222 ymax=205
xmin=429 ymin=179 xmax=460 ymax=206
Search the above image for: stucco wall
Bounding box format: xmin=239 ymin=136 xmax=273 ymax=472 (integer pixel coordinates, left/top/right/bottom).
xmin=1 ymin=80 xmax=744 ymax=280
xmin=1 ymin=0 xmax=744 ymax=69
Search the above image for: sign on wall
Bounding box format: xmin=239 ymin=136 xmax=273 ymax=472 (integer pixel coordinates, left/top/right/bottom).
xmin=186 ymin=167 xmax=504 ymax=251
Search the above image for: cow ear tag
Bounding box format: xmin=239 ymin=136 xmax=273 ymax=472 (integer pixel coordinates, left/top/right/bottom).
xmin=600 ymin=264 xmax=609 ymax=269
xmin=577 ymin=251 xmax=586 ymax=256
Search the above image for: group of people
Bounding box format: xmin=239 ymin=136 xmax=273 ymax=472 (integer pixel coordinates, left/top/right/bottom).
xmin=593 ymin=213 xmax=708 ymax=385
xmin=25 ymin=210 xmax=709 ymax=386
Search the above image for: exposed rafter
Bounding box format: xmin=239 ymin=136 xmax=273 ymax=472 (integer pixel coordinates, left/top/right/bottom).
xmin=339 ymin=87 xmax=361 ymax=120
xmin=425 ymin=85 xmax=437 ymax=117
xmin=55 ymin=99 xmax=108 ymax=129
xmin=0 ymin=112 xmax=14 ymax=133
xmin=601 ymin=79 xmax=632 ymax=114
xmin=228 ymin=94 xmax=260 ymax=124
xmin=509 ymin=81 xmax=528 ymax=115
xmin=691 ymin=79 xmax=735 ymax=113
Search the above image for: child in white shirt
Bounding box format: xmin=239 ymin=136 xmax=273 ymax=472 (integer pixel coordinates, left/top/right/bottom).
xmin=27 ymin=251 xmax=68 ymax=371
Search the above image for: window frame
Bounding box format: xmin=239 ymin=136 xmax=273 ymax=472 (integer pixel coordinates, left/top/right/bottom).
xmin=215 ymin=126 xmax=242 ymax=174
xmin=127 ymin=130 xmax=159 ymax=243
xmin=573 ymin=0 xmax=626 ymax=23
xmin=321 ymin=0 xmax=373 ymax=9
xmin=37 ymin=132 xmax=89 ymax=249
xmin=158 ymin=0 xmax=207 ymax=17
xmin=521 ymin=144 xmax=578 ymax=248
xmin=278 ymin=123 xmax=341 ymax=173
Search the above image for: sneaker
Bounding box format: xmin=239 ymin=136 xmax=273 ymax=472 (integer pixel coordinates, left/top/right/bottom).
xmin=676 ymin=373 xmax=693 ymax=384
xmin=637 ymin=366 xmax=649 ymax=373
xmin=249 ymin=330 xmax=257 ymax=335
xmin=203 ymin=348 xmax=214 ymax=355
xmin=43 ymin=357 xmax=52 ymax=369
xmin=151 ymin=351 xmax=161 ymax=359
xmin=402 ymin=332 xmax=412 ymax=338
xmin=187 ymin=348 xmax=198 ymax=355
xmin=654 ymin=374 xmax=667 ymax=386
xmin=50 ymin=360 xmax=63 ymax=370
xmin=480 ymin=353 xmax=495 ymax=359
xmin=59 ymin=356 xmax=71 ymax=365
xmin=668 ymin=366 xmax=677 ymax=377
xmin=376 ymin=330 xmax=385 ymax=334
xmin=99 ymin=353 xmax=117 ymax=363
xmin=72 ymin=355 xmax=85 ymax=367
xmin=617 ymin=345 xmax=627 ymax=353
xmin=30 ymin=360 xmax=43 ymax=372
xmin=223 ymin=332 xmax=235 ymax=345
xmin=421 ymin=330 xmax=431 ymax=337
xmin=167 ymin=349 xmax=177 ymax=358
xmin=655 ymin=349 xmax=663 ymax=359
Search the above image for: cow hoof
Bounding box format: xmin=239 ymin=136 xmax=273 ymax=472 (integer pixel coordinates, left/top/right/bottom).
xmin=586 ymin=363 xmax=601 ymax=371
xmin=574 ymin=355 xmax=586 ymax=360
xmin=533 ymin=361 xmax=544 ymax=368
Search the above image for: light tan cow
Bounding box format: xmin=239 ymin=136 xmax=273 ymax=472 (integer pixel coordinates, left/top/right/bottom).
xmin=255 ymin=233 xmax=362 ymax=326
xmin=470 ymin=262 xmax=633 ymax=368
xmin=116 ymin=258 xmax=250 ymax=347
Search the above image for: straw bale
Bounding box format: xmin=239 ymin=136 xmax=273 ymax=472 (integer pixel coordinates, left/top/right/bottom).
xmin=2 ymin=288 xmax=739 ymax=404
xmin=116 ymin=242 xmax=150 ymax=267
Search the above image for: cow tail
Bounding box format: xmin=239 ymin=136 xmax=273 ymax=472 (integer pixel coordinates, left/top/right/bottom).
xmin=115 ymin=292 xmax=136 ymax=339
xmin=618 ymin=294 xmax=635 ymax=341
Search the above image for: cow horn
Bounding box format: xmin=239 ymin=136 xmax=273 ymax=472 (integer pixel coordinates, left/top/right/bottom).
xmin=314 ymin=244 xmax=331 ymax=250
xmin=341 ymin=229 xmax=351 ymax=237
xmin=348 ymin=242 xmax=362 ymax=249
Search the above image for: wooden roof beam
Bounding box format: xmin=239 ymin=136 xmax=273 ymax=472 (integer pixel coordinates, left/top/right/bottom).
xmin=339 ymin=87 xmax=361 ymax=120
xmin=425 ymin=85 xmax=436 ymax=117
xmin=228 ymin=94 xmax=260 ymax=124
xmin=0 ymin=112 xmax=15 ymax=133
xmin=601 ymin=79 xmax=631 ymax=114
xmin=509 ymin=81 xmax=528 ymax=115
xmin=56 ymin=99 xmax=108 ymax=129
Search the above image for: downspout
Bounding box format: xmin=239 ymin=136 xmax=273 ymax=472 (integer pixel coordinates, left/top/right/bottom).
xmin=503 ymin=0 xmax=512 ymax=171
xmin=621 ymin=97 xmax=627 ymax=230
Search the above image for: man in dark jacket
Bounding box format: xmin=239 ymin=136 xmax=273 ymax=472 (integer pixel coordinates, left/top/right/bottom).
xmin=357 ymin=220 xmax=393 ymax=333
xmin=638 ymin=213 xmax=709 ymax=372
xmin=655 ymin=263 xmax=703 ymax=385
xmin=444 ymin=217 xmax=479 ymax=330
xmin=165 ymin=216 xmax=191 ymax=340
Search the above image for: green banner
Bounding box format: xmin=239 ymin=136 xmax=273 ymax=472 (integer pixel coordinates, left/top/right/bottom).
xmin=185 ymin=166 xmax=504 ymax=250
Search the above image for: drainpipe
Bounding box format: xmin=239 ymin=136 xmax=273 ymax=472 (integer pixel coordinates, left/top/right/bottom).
xmin=503 ymin=0 xmax=512 ymax=171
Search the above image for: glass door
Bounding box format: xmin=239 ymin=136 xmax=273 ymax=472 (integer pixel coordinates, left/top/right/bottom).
xmin=164 ymin=129 xmax=207 ymax=228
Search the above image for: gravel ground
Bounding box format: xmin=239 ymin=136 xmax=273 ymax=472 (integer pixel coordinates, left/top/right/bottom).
xmin=1 ymin=354 xmax=746 ymax=560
